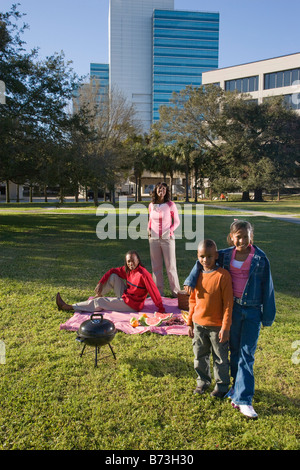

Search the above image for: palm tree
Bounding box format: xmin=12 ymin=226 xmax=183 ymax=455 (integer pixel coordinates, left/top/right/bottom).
xmin=173 ymin=140 xmax=195 ymax=202
xmin=147 ymin=131 xmax=181 ymax=199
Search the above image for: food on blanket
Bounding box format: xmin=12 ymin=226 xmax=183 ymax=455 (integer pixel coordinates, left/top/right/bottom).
xmin=164 ymin=316 xmax=185 ymax=326
xmin=130 ymin=317 xmax=140 ymax=328
xmin=130 ymin=314 xmax=150 ymax=327
xmin=138 ymin=313 xmax=148 ymax=326
xmin=145 ymin=316 xmax=164 ymax=327
xmin=181 ymin=310 xmax=189 ymax=323
xmin=154 ymin=311 xmax=173 ymax=321
xmin=131 ymin=312 xmax=174 ymax=327
xmin=145 ymin=312 xmax=173 ymax=327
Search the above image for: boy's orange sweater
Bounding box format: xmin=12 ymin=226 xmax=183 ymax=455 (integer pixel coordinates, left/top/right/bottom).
xmin=187 ymin=268 xmax=233 ymax=330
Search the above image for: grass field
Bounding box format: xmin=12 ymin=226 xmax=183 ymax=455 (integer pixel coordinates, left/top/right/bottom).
xmin=0 ymin=203 xmax=299 ymax=450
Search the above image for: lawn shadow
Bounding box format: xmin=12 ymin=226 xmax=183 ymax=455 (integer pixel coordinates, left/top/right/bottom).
xmin=254 ymin=388 xmax=300 ymax=417
xmin=124 ymin=356 xmax=194 ymax=378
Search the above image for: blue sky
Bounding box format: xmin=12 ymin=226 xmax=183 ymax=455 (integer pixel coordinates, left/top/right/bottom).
xmin=2 ymin=0 xmax=300 ymax=78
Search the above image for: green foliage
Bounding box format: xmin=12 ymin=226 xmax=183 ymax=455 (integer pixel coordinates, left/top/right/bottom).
xmin=155 ymin=85 xmax=300 ymax=198
xmin=0 ymin=207 xmax=299 ymax=450
xmin=0 ymin=5 xmax=81 ymax=188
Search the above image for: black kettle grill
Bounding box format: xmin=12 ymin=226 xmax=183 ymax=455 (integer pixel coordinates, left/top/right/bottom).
xmin=76 ymin=313 xmax=117 ymax=367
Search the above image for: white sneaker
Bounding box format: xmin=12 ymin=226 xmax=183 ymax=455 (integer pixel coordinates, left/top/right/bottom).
xmin=238 ymin=404 xmax=258 ymax=419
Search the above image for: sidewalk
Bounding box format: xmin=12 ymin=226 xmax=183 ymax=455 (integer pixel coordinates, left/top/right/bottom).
xmin=209 ymin=205 xmax=300 ymax=225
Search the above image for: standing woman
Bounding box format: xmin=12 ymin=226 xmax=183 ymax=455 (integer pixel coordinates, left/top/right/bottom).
xmin=148 ymin=182 xmax=181 ymax=297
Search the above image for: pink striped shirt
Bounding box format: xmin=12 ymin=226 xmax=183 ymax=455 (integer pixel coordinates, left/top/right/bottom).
xmin=148 ymin=201 xmax=180 ymax=238
xmin=229 ymin=245 xmax=255 ymax=298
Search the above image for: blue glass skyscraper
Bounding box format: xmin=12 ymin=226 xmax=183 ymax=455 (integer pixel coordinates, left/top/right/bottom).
xmin=152 ymin=10 xmax=219 ymax=122
xmin=90 ymin=63 xmax=109 ymax=99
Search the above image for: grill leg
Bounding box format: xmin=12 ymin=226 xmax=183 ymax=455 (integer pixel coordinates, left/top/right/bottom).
xmin=80 ymin=343 xmax=86 ymax=358
xmin=95 ymin=346 xmax=99 ymax=367
xmin=109 ymin=343 xmax=117 ymax=360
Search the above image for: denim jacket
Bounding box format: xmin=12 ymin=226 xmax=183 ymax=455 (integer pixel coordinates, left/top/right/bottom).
xmin=184 ymin=245 xmax=276 ymax=327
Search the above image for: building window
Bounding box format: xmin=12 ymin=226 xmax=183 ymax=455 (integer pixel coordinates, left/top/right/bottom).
xmin=263 ymin=93 xmax=300 ymax=110
xmin=284 ymin=93 xmax=300 ymax=110
xmin=264 ymin=68 xmax=300 ymax=89
xmin=225 ymin=76 xmax=258 ymax=93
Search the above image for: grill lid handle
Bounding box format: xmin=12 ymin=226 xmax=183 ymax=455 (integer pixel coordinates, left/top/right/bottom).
xmin=90 ymin=313 xmax=104 ymax=323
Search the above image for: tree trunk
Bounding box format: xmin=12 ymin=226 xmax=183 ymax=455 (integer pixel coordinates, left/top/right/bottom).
xmin=59 ymin=186 xmax=64 ymax=204
xmin=194 ymin=167 xmax=199 ymax=203
xmin=6 ymin=180 xmax=10 ymax=203
xmin=241 ymin=191 xmax=250 ymax=201
xmin=111 ymin=184 xmax=116 ymax=204
xmin=134 ymin=174 xmax=138 ymax=202
xmin=75 ymin=185 xmax=79 ymax=202
xmin=93 ymin=186 xmax=98 ymax=206
xmin=170 ymin=172 xmax=174 ymax=200
xmin=138 ymin=174 xmax=142 ymax=201
xmin=185 ymin=168 xmax=189 ymax=202
xmin=254 ymin=188 xmax=263 ymax=201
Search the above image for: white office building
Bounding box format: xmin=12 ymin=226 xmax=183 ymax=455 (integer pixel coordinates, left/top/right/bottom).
xmin=202 ymin=52 xmax=300 ymax=113
xmin=109 ymin=0 xmax=174 ymax=131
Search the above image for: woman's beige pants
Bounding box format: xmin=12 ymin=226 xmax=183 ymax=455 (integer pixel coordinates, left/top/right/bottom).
xmin=149 ymin=237 xmax=180 ymax=297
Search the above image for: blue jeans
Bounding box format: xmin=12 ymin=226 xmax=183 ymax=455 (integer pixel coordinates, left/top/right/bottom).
xmin=230 ymin=303 xmax=261 ymax=405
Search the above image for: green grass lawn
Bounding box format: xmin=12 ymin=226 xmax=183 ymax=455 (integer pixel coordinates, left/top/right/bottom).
xmin=1 ymin=196 xmax=300 ymax=215
xmin=0 ymin=208 xmax=299 ymax=450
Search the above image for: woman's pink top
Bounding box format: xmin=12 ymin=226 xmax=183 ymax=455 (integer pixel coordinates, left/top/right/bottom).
xmin=229 ymin=245 xmax=255 ymax=298
xmin=148 ymin=201 xmax=180 ymax=238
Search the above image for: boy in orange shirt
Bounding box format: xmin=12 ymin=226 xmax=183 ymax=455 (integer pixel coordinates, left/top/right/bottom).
xmin=187 ymin=239 xmax=233 ymax=398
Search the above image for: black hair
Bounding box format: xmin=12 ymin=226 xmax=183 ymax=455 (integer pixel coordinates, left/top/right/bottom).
xmin=227 ymin=219 xmax=254 ymax=246
xmin=151 ymin=182 xmax=170 ymax=204
xmin=124 ymin=250 xmax=143 ymax=272
xmin=198 ymin=239 xmax=218 ymax=251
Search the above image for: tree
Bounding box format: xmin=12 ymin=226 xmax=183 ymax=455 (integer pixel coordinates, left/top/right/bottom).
xmin=154 ymin=84 xmax=300 ymax=201
xmin=73 ymin=80 xmax=140 ymax=204
xmin=0 ymin=5 xmax=81 ymax=200
xmin=122 ymin=135 xmax=148 ymax=202
xmin=147 ymin=130 xmax=182 ymax=199
xmin=218 ymin=94 xmax=300 ymax=200
xmin=153 ymin=85 xmax=227 ymax=200
xmin=0 ymin=5 xmax=36 ymax=196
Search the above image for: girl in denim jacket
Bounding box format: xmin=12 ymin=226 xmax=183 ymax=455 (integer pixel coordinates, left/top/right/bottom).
xmin=184 ymin=220 xmax=276 ymax=419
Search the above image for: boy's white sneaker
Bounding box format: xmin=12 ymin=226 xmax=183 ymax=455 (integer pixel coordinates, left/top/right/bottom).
xmin=231 ymin=401 xmax=258 ymax=419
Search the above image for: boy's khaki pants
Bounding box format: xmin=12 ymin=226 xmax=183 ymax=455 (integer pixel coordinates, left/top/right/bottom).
xmin=149 ymin=237 xmax=180 ymax=297
xmin=193 ymin=323 xmax=230 ymax=393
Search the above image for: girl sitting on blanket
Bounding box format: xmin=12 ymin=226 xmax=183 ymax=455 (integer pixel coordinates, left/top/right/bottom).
xmin=56 ymin=250 xmax=166 ymax=314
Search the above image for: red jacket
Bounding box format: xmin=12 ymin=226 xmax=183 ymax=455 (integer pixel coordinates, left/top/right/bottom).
xmin=99 ymin=265 xmax=165 ymax=313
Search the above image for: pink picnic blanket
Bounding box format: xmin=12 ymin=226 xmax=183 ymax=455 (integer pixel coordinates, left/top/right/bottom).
xmin=59 ymin=297 xmax=188 ymax=336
